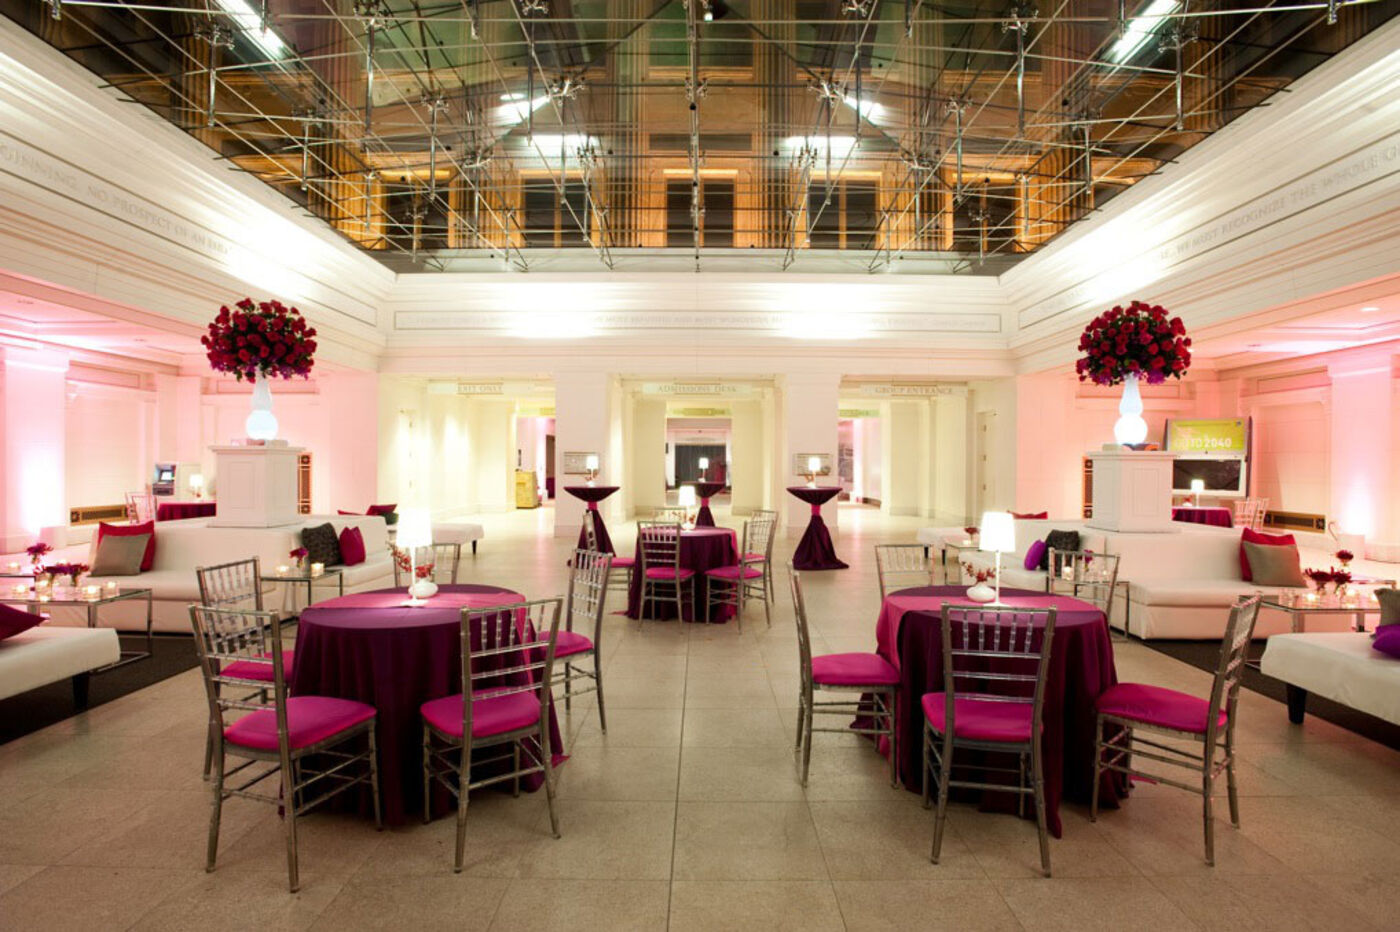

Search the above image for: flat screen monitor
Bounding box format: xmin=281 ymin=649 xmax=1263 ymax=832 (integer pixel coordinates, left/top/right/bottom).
xmin=1172 ymin=457 xmax=1245 ymax=495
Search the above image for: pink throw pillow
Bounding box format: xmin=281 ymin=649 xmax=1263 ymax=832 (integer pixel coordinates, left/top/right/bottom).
xmin=1024 ymin=539 xmax=1047 ymax=571
xmin=0 ymin=603 xmax=45 ymax=641
xmin=1240 ymin=528 xmax=1294 ymax=582
xmin=338 ymin=526 xmax=367 ymax=566
xmin=366 ymin=504 xmax=397 ymax=517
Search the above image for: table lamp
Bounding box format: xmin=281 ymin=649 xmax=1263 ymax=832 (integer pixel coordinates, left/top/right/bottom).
xmin=698 ymin=456 xmax=709 ymax=481
xmin=584 ymin=454 xmax=599 ymax=487
xmin=806 ymin=455 xmax=821 ymax=488
xmin=979 ymin=511 xmax=1016 ymax=606
xmin=397 ymin=507 xmax=436 ymax=604
xmin=1190 ymin=478 xmax=1204 ymax=507
xmin=677 ymin=485 xmax=697 ymax=530
xmin=189 ymin=473 xmax=205 ymax=499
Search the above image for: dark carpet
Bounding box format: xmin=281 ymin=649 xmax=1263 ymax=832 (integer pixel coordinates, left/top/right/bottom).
xmin=0 ymin=633 xmax=199 ymax=745
xmin=1147 ymin=639 xmax=1400 ymax=751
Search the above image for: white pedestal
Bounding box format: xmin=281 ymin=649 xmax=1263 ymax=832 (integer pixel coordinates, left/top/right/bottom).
xmin=1086 ymin=450 xmax=1178 ymax=533
xmin=208 ymin=445 xmax=303 ymax=528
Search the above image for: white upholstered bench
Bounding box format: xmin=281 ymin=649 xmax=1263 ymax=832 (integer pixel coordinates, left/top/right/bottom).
xmin=433 ymin=522 xmax=484 ymax=555
xmin=0 ymin=626 xmax=121 ymax=708
xmin=1260 ymin=632 xmax=1400 ymax=726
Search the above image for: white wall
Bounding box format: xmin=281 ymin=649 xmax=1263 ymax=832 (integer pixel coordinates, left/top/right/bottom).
xmin=64 ymin=386 xmax=151 ymax=510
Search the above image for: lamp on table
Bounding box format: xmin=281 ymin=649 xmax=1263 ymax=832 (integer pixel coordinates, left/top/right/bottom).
xmin=397 ymin=507 xmax=437 ymax=605
xmin=979 ymin=511 xmax=1016 ymax=607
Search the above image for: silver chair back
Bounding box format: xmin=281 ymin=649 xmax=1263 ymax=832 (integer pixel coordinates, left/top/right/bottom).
xmin=1206 ymin=596 xmax=1263 ymax=748
xmin=458 ymin=598 xmax=563 ymax=744
xmin=197 ymin=557 xmax=264 ymax=610
xmin=788 ymin=565 xmax=815 ymax=687
xmin=125 ymin=490 xmax=155 ymax=524
xmin=638 ymin=521 xmax=683 ymax=576
xmin=745 ymin=512 xmax=778 ymax=562
xmin=567 ymin=549 xmax=612 ymax=642
xmin=938 ymin=604 xmax=1057 ymax=733
xmin=1233 ymin=497 xmax=1268 ymax=531
xmin=875 ymin=544 xmax=934 ymax=600
xmin=1046 ymin=549 xmax=1120 ymax=616
xmin=189 ymin=605 xmax=290 ymax=734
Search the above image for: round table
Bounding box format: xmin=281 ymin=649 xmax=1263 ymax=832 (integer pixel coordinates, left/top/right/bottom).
xmin=156 ymin=500 xmax=216 ymax=521
xmin=292 ymin=584 xmax=562 ymax=826
xmin=625 ymin=526 xmax=738 ymax=623
xmin=873 ymin=586 xmax=1124 ymax=837
xmin=1172 ymin=505 xmax=1233 ymax=528
xmin=692 ymin=482 xmax=726 ymax=528
xmin=565 ymin=485 xmax=619 ymax=554
xmin=786 ymin=486 xmax=847 ymax=570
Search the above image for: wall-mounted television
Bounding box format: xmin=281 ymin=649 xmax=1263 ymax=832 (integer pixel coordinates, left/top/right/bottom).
xmin=1164 ymin=418 xmax=1251 ymax=496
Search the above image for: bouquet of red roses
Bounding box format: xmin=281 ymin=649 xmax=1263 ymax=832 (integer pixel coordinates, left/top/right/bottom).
xmin=202 ymin=298 xmax=317 ymax=382
xmin=1075 ymin=300 xmax=1191 ymax=387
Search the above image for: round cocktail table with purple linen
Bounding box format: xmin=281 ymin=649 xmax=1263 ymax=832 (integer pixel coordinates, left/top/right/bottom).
xmin=292 ymin=584 xmax=564 ymax=826
xmin=565 ymin=485 xmax=618 ymax=554
xmin=625 ymin=526 xmax=738 ymax=623
xmin=1171 ymin=506 xmax=1233 ymax=528
xmin=786 ymin=486 xmax=848 ymax=570
xmin=156 ymin=500 xmax=216 ymax=521
xmin=873 ymin=586 xmax=1124 ymax=837
xmin=693 ymin=482 xmax=726 ymax=528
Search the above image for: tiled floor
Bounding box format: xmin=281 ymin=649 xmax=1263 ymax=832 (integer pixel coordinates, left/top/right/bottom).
xmin=2 ymin=504 xmax=1398 ymax=930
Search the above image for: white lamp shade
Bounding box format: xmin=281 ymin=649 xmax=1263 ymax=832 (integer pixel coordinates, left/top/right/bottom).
xmin=807 ymin=456 xmax=821 ymax=473
xmin=396 ymin=507 xmax=433 ymax=549
xmin=189 ymin=473 xmax=204 ymax=489
xmin=584 ymin=454 xmax=599 ymax=471
xmin=978 ymin=511 xmax=1016 ymax=554
xmin=698 ymin=457 xmax=709 ymax=469
xmin=1190 ymin=479 xmax=1205 ymax=493
xmin=677 ymin=486 xmax=697 ymax=507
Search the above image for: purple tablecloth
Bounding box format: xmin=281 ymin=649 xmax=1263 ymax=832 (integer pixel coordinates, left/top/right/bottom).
xmin=292 ymin=584 xmax=566 ymax=826
xmin=565 ymin=485 xmax=619 ymax=555
xmin=625 ymin=527 xmax=738 ymax=622
xmin=693 ymin=482 xmax=726 ymax=527
xmin=1172 ymin=506 xmax=1233 ymax=528
xmin=156 ymin=500 xmax=216 ymax=521
xmin=786 ymin=486 xmax=847 ymax=570
xmin=873 ymin=586 xmax=1124 ymax=837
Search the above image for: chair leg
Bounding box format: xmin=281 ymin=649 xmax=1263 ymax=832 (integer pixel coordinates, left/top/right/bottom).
xmin=203 ymin=719 xmax=216 ymax=781
xmin=931 ymin=740 xmax=953 ymax=863
xmin=563 ymin=662 xmax=573 ymax=713
xmin=1033 ymin=748 xmax=1051 ymax=877
xmin=513 ymin=743 xmax=522 ymax=798
xmin=422 ymin=727 xmax=433 ymax=824
xmin=368 ymin=727 xmax=383 ymax=831
xmin=453 ymin=745 xmax=472 ymax=872
xmin=762 ymin=576 xmax=772 ymax=627
xmin=594 ymin=656 xmax=608 ymax=734
xmin=921 ymin=724 xmax=930 ymax=809
xmin=794 ymin=697 xmax=806 ymax=751
xmin=542 ymin=738 xmax=561 ymax=839
xmin=282 ymin=768 xmax=300 ymax=892
xmin=801 ymin=693 xmax=814 ymax=786
xmin=886 ymin=693 xmax=897 ymax=788
xmin=1090 ymin=719 xmax=1105 ymax=823
xmin=1202 ymin=772 xmax=1215 ymax=867
xmin=205 ymin=748 xmax=224 ymax=872
xmin=1226 ymin=758 xmax=1240 ymax=828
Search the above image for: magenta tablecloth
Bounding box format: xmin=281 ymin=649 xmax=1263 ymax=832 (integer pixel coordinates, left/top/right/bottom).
xmin=693 ymin=482 xmax=726 ymax=528
xmin=565 ymin=485 xmax=618 ymax=555
xmin=292 ymin=584 xmax=566 ymax=826
xmin=874 ymin=586 xmax=1124 ymax=837
xmin=625 ymin=527 xmax=738 ymax=622
xmin=1172 ymin=506 xmax=1233 ymax=528
xmin=156 ymin=500 xmax=216 ymax=521
xmin=786 ymin=486 xmax=847 ymax=570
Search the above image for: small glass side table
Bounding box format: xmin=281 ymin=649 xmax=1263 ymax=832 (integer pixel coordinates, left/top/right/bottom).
xmin=1260 ymin=585 xmax=1395 ymax=634
xmin=262 ymin=567 xmax=345 ymax=611
xmin=939 ymin=537 xmax=982 ymax=583
xmin=0 ymin=586 xmax=154 ymax=671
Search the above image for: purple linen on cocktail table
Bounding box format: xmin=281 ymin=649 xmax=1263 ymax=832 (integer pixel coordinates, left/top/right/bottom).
xmin=156 ymin=500 xmax=216 ymax=521
xmin=872 ymin=585 xmax=1124 ymax=837
xmin=1171 ymin=506 xmax=1233 ymax=528
xmin=786 ymin=486 xmax=848 ymax=570
xmin=292 ymin=584 xmax=565 ymax=826
xmin=625 ymin=526 xmax=738 ymax=622
xmin=693 ymin=482 xmax=726 ymax=528
xmin=565 ymin=485 xmax=618 ymax=554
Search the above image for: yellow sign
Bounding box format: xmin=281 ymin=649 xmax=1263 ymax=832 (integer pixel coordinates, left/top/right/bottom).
xmin=1166 ymin=419 xmax=1248 ymax=453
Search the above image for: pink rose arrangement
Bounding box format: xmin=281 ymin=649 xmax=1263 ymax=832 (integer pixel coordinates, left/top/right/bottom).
xmin=1075 ymin=300 xmax=1192 ymax=386
xmin=202 ymin=298 xmax=317 ymax=382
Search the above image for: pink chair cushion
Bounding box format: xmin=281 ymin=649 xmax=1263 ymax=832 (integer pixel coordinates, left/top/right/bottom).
xmin=223 ymin=696 xmax=374 ymax=751
xmin=743 ymin=552 xmax=766 ymax=563
xmin=921 ymin=692 xmax=1035 ymax=743
xmin=644 ymin=566 xmax=695 ymax=580
xmin=1095 ymin=682 xmax=1227 ymax=734
xmin=420 ymin=689 xmax=542 ymax=740
xmin=554 ymin=630 xmax=594 ymax=658
xmin=706 ymin=564 xmax=763 ymax=580
xmin=811 ymin=652 xmax=900 ymax=687
xmin=611 ymin=556 xmax=636 ymax=568
xmin=222 ymin=651 xmax=294 ymax=683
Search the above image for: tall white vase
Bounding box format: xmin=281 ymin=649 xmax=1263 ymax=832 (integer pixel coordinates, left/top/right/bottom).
xmin=246 ymin=371 xmax=279 ymax=441
xmin=1114 ymin=374 xmax=1148 ymax=445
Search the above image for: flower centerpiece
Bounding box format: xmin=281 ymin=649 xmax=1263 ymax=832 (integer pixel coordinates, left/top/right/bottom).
xmin=1075 ymin=300 xmax=1192 ymax=445
xmin=961 ymin=560 xmax=997 ymax=604
xmin=26 ymin=541 xmax=51 ymax=570
xmin=290 ymin=547 xmax=308 ymax=570
xmin=202 ymin=298 xmax=318 ymax=442
xmin=1335 ymin=549 xmax=1354 ymax=568
xmin=389 ymin=546 xmax=435 ymax=584
xmin=963 ymin=525 xmax=980 ymax=544
xmin=1304 ymin=567 xmax=1352 ymax=596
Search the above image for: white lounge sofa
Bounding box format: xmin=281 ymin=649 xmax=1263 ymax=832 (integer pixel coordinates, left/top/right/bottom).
xmin=1261 ymin=632 xmax=1400 ymax=726
xmin=958 ymin=519 xmax=1109 ymax=593
xmin=42 ymin=514 xmax=395 ymax=634
xmin=0 ymin=625 xmax=120 ymax=707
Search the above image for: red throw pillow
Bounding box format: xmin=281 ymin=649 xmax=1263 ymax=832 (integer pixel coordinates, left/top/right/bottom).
xmin=1011 ymin=511 xmax=1048 ymax=520
xmin=366 ymin=503 xmax=397 ymax=517
xmin=337 ymin=509 xmax=362 ymax=516
xmin=97 ymin=521 xmax=155 ymax=572
xmin=0 ymin=604 xmax=44 ymax=641
xmin=339 ymin=526 xmax=366 ymax=566
xmin=1240 ymin=527 xmax=1294 ymax=582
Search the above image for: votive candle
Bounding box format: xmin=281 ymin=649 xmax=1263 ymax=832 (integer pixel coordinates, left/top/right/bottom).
xmin=84 ymin=585 xmax=100 ymax=600
xmin=310 ymin=562 xmax=325 ymax=577
xmin=276 ymin=565 xmax=289 ymax=577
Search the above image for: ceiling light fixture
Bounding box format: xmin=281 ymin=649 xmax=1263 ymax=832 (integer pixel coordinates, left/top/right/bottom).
xmin=1360 ymin=305 xmax=1381 ymax=313
xmin=211 ymin=0 xmax=287 ymax=59
xmin=1107 ymin=0 xmax=1177 ymax=63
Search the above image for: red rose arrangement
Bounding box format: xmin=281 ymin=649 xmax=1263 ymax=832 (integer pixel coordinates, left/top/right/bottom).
xmin=1305 ymin=567 xmax=1352 ymax=589
xmin=961 ymin=560 xmax=997 ymax=584
xmin=202 ymin=298 xmax=317 ymax=382
xmin=963 ymin=526 xmax=980 ymax=538
xmin=1075 ymin=300 xmax=1191 ymax=386
xmin=1335 ymin=549 xmax=1354 ymax=565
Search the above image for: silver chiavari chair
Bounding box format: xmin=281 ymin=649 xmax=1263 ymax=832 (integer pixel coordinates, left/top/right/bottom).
xmin=1092 ymin=596 xmax=1262 ymax=866
xmin=923 ymin=603 xmax=1058 ymax=877
xmin=705 ymin=514 xmax=778 ymax=630
xmin=196 ymin=558 xmax=273 ymax=780
xmin=391 ymin=543 xmax=460 ymax=586
xmin=637 ymin=521 xmax=694 ymax=625
xmin=583 ymin=516 xmax=633 ymax=601
xmin=421 ymin=598 xmax=563 ymax=871
xmin=875 ymin=544 xmax=936 ymax=601
xmin=790 ymin=565 xmax=899 ymax=786
xmin=1233 ymin=497 xmax=1268 ymax=531
xmin=556 ymin=550 xmax=613 ymax=731
xmin=191 ymin=605 xmax=381 ymax=893
xmin=1047 ymin=548 xmax=1121 ymax=630
xmin=652 ymin=507 xmax=689 ymax=523
xmin=749 ymin=509 xmax=780 ymax=604
xmin=124 ymin=490 xmax=155 ymax=524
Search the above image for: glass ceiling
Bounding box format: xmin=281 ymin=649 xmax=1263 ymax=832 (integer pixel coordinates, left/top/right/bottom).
xmin=5 ymin=0 xmax=1395 ymax=273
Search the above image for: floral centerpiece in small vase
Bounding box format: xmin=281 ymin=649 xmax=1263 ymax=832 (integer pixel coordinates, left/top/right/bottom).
xmin=290 ymin=547 xmax=308 ymax=571
xmin=390 ymin=546 xmax=438 ymax=601
xmin=1075 ymin=300 xmax=1192 ymax=445
xmin=961 ymin=561 xmax=997 ymax=604
xmin=202 ymin=298 xmax=318 ymax=442
xmin=1335 ymin=549 xmax=1354 ymax=569
xmin=46 ymin=562 xmax=89 ymax=597
xmin=26 ymin=542 xmax=51 ymax=571
xmin=963 ymin=526 xmax=980 ymax=546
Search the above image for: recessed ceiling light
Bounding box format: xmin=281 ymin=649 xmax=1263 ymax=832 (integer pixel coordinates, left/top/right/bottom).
xmin=1360 ymin=306 xmax=1380 ymax=313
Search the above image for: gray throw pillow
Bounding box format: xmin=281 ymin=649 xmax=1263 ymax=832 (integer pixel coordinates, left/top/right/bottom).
xmin=300 ymin=522 xmax=342 ymax=567
xmin=1241 ymin=542 xmax=1307 ymax=588
xmin=1375 ymin=589 xmax=1400 ymax=627
xmin=1040 ymin=530 xmax=1081 ymax=571
xmin=90 ymin=532 xmax=151 ymax=576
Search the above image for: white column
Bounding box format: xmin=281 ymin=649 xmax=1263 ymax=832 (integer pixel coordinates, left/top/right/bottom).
xmin=629 ymin=396 xmax=667 ymax=517
xmin=0 ymin=347 xmax=69 ymax=549
xmin=729 ymin=397 xmax=765 ymax=515
xmin=469 ymin=397 xmax=516 ymax=513
xmin=931 ymin=391 xmax=970 ymax=523
xmin=1328 ymin=354 xmax=1397 ymax=542
xmin=880 ymin=399 xmax=927 ymax=516
xmin=553 ymin=371 xmax=614 ymax=537
xmin=779 ymin=372 xmax=841 ymax=537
